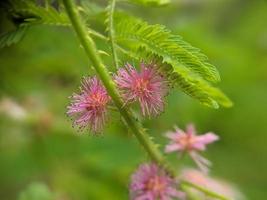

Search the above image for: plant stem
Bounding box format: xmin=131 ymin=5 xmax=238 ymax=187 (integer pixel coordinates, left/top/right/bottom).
xmin=45 ymin=0 xmax=49 ymax=9
xmin=62 ymin=0 xmax=170 ymax=173
xmin=108 ymin=0 xmax=119 ymax=69
xmin=62 ymin=1 xmax=229 ymax=199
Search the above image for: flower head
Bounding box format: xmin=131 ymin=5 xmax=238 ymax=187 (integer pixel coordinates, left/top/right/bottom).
xmin=67 ymin=76 xmax=111 ymax=133
xmin=114 ymin=63 xmax=169 ymax=117
xmin=165 ymin=124 xmax=219 ymax=173
xmin=130 ymin=163 xmax=185 ymax=200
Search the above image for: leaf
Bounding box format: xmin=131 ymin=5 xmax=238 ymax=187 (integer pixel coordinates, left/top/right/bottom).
xmin=114 ymin=13 xmax=220 ymax=83
xmin=114 ymin=13 xmax=232 ymax=108
xmin=0 ymin=0 xmax=70 ymax=48
xmin=0 ymin=26 xmax=28 ymax=48
xmin=98 ymin=50 xmax=110 ymax=56
xmin=8 ymin=0 xmax=70 ymax=26
xmin=171 ymin=71 xmax=233 ymax=108
xmin=18 ymin=182 xmax=54 ymax=200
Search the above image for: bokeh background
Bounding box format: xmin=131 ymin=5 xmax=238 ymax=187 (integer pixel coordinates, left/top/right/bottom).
xmin=0 ymin=0 xmax=267 ymax=199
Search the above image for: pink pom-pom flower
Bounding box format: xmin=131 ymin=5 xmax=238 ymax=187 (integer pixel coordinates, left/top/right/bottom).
xmin=67 ymin=76 xmax=111 ymax=133
xmin=130 ymin=163 xmax=185 ymax=200
xmin=114 ymin=63 xmax=169 ymax=117
xmin=165 ymin=124 xmax=219 ymax=173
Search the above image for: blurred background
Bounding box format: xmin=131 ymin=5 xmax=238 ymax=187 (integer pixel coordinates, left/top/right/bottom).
xmin=0 ymin=0 xmax=267 ymax=199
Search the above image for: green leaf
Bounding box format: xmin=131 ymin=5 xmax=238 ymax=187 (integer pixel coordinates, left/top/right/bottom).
xmin=18 ymin=182 xmax=54 ymax=200
xmin=171 ymin=71 xmax=233 ymax=108
xmin=114 ymin=13 xmax=220 ymax=83
xmin=114 ymin=13 xmax=232 ymax=108
xmin=0 ymin=26 xmax=28 ymax=48
xmin=8 ymin=0 xmax=69 ymax=26
xmin=0 ymin=0 xmax=70 ymax=48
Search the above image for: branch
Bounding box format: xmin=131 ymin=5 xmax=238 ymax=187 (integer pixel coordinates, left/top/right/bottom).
xmin=62 ymin=0 xmax=172 ymax=175
xmin=62 ymin=1 xmax=229 ymax=199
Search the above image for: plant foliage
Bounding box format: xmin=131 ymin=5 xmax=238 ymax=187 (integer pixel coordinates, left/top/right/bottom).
xmin=0 ymin=25 xmax=28 ymax=48
xmin=8 ymin=0 xmax=69 ymax=26
xmin=0 ymin=0 xmax=232 ymax=108
xmin=0 ymin=0 xmax=69 ymax=48
xmin=114 ymin=13 xmax=219 ymax=82
xmin=113 ymin=13 xmax=232 ymax=108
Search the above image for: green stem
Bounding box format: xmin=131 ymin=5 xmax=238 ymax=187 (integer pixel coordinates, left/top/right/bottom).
xmin=45 ymin=0 xmax=49 ymax=9
xmin=108 ymin=0 xmax=119 ymax=69
xmin=62 ymin=1 xmax=229 ymax=199
xmin=62 ymin=0 xmax=170 ymax=173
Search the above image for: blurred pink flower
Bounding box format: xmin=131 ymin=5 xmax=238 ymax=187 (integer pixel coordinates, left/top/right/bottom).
xmin=114 ymin=63 xmax=168 ymax=117
xmin=181 ymin=168 xmax=245 ymax=200
xmin=67 ymin=76 xmax=111 ymax=133
xmin=0 ymin=97 xmax=27 ymax=121
xmin=165 ymin=124 xmax=219 ymax=173
xmin=130 ymin=163 xmax=185 ymax=200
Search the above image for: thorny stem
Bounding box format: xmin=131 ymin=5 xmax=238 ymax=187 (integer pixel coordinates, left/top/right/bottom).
xmin=108 ymin=0 xmax=119 ymax=69
xmin=62 ymin=0 xmax=229 ymax=199
xmin=62 ymin=0 xmax=171 ymax=173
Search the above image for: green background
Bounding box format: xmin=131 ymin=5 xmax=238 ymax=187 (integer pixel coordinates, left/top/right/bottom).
xmin=0 ymin=0 xmax=267 ymax=199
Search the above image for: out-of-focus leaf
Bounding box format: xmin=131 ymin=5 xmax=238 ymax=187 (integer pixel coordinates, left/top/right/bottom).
xmin=18 ymin=182 xmax=54 ymax=200
xmin=0 ymin=26 xmax=28 ymax=48
xmin=8 ymin=0 xmax=69 ymax=26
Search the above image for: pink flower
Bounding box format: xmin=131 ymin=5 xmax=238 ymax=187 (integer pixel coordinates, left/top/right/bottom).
xmin=180 ymin=168 xmax=245 ymax=200
xmin=67 ymin=76 xmax=111 ymax=133
xmin=165 ymin=124 xmax=219 ymax=173
xmin=114 ymin=63 xmax=168 ymax=117
xmin=130 ymin=163 xmax=185 ymax=200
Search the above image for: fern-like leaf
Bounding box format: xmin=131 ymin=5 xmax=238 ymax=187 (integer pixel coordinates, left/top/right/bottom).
xmin=114 ymin=13 xmax=220 ymax=83
xmin=172 ymin=71 xmax=233 ymax=108
xmin=0 ymin=26 xmax=28 ymax=48
xmin=0 ymin=0 xmax=70 ymax=48
xmin=114 ymin=14 xmax=232 ymax=108
xmin=8 ymin=0 xmax=69 ymax=26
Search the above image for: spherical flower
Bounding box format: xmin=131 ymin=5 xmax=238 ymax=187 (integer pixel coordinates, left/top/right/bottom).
xmin=67 ymin=76 xmax=111 ymax=133
xmin=165 ymin=124 xmax=219 ymax=173
xmin=130 ymin=163 xmax=185 ymax=200
xmin=114 ymin=62 xmax=169 ymax=117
